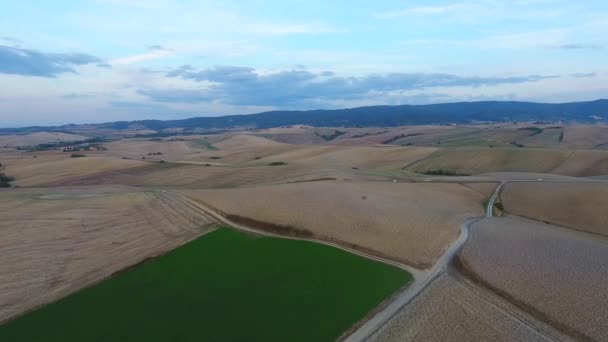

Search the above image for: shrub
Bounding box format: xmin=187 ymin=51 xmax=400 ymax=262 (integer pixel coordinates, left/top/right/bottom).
xmin=209 ymin=156 xmax=221 ymax=159
xmin=268 ymin=161 xmax=287 ymax=166
xmin=71 ymin=154 xmax=86 ymax=158
xmin=0 ymin=173 xmax=14 ymax=182
xmin=419 ymin=169 xmax=469 ymax=176
xmin=0 ymin=172 xmax=14 ymax=187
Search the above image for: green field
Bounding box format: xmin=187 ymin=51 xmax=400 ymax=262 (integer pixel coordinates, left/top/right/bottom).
xmin=0 ymin=228 xmax=411 ymax=342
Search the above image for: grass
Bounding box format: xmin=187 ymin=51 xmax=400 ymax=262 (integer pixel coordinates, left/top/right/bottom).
xmin=0 ymin=228 xmax=411 ymax=342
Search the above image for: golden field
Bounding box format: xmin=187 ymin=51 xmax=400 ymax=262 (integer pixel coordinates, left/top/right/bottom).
xmin=501 ymin=181 xmax=608 ymax=236
xmin=460 ymin=216 xmax=608 ymax=341
xmin=0 ymin=188 xmax=217 ymax=323
xmin=180 ymin=180 xmax=485 ymax=268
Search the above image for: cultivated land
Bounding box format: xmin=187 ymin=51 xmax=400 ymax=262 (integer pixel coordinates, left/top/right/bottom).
xmin=0 ymin=187 xmax=217 ymax=323
xmin=2 ymin=121 xmax=608 ymax=341
xmin=181 ymin=180 xmax=486 ymax=268
xmin=369 ymin=274 xmax=552 ymax=342
xmin=3 ymin=154 xmax=147 ymax=187
xmin=459 ymin=216 xmax=608 ymax=341
xmin=0 ymin=228 xmax=411 ymax=342
xmin=501 ymin=181 xmax=608 ymax=235
xmin=0 ymin=132 xmax=88 ymax=148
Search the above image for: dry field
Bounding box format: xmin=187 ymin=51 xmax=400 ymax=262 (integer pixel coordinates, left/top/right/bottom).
xmin=404 ymin=147 xmax=608 ymax=177
xmin=0 ymin=132 xmax=89 ymax=148
xmin=460 ymin=216 xmax=608 ymax=341
xmin=3 ymin=155 xmax=147 ymax=187
xmin=180 ymin=180 xmax=485 ymax=268
xmin=550 ymin=150 xmax=608 ymax=176
xmin=0 ymin=187 xmax=217 ymax=323
xmin=369 ymin=273 xmax=551 ymax=342
xmin=561 ymin=124 xmax=608 ymax=150
xmin=501 ymin=182 xmax=608 ymax=236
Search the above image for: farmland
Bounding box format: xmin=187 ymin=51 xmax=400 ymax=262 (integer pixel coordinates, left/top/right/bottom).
xmin=501 ymin=181 xmax=608 ymax=236
xmin=181 ymin=180 xmax=486 ymax=268
xmin=2 ymin=121 xmax=608 ymax=341
xmin=369 ymin=274 xmax=552 ymax=342
xmin=459 ymin=216 xmax=608 ymax=341
xmin=0 ymin=228 xmax=411 ymax=342
xmin=0 ymin=188 xmax=217 ymax=323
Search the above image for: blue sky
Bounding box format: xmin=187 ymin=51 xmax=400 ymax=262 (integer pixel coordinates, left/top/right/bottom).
xmin=1 ymin=0 xmax=607 ymax=126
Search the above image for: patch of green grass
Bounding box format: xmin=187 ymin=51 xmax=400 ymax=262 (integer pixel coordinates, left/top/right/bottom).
xmin=0 ymin=228 xmax=411 ymax=342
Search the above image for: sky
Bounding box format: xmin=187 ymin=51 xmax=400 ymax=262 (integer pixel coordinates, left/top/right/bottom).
xmin=1 ymin=0 xmax=607 ymax=127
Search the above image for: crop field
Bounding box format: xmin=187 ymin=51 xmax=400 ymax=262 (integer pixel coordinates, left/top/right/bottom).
xmin=0 ymin=188 xmax=217 ymax=323
xmin=369 ymin=274 xmax=552 ymax=342
xmin=501 ymin=182 xmax=608 ymax=236
xmin=549 ymin=150 xmax=608 ymax=176
xmin=181 ymin=180 xmax=485 ymax=268
xmin=0 ymin=132 xmax=88 ymax=148
xmin=459 ymin=216 xmax=608 ymax=341
xmin=403 ymin=147 xmax=605 ymax=176
xmin=3 ymin=154 xmax=147 ymax=187
xmin=0 ymin=228 xmax=411 ymax=342
xmin=561 ymin=124 xmax=608 ymax=150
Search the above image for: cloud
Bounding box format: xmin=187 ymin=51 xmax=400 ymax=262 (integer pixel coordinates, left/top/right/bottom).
xmin=376 ymin=3 xmax=465 ymax=17
xmin=148 ymin=44 xmax=171 ymax=51
xmin=0 ymin=45 xmax=103 ymax=77
xmin=547 ymin=43 xmax=602 ymax=50
xmin=246 ymin=23 xmax=336 ymax=35
xmin=0 ymin=36 xmax=21 ymax=47
xmin=569 ymin=72 xmax=597 ymax=78
xmin=110 ymin=45 xmax=174 ymax=65
xmin=140 ymin=65 xmax=556 ymax=106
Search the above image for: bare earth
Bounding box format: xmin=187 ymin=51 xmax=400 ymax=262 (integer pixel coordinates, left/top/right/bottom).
xmin=0 ymin=187 xmax=217 ymax=323
xmin=460 ymin=216 xmax=608 ymax=341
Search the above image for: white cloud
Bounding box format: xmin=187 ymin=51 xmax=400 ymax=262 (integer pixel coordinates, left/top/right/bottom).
xmin=376 ymin=3 xmax=465 ymax=17
xmin=110 ymin=49 xmax=173 ymax=65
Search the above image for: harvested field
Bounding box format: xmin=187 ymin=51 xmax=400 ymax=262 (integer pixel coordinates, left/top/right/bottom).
xmin=401 ymin=143 xmax=608 ymax=178
xmin=181 ymin=181 xmax=485 ymax=267
xmin=460 ymin=216 xmax=608 ymax=341
xmin=369 ymin=273 xmax=552 ymax=342
xmin=405 ymin=147 xmax=587 ymax=176
xmin=459 ymin=182 xmax=499 ymax=199
xmin=561 ymin=125 xmax=608 ymax=150
xmin=104 ymin=138 xmax=205 ymax=161
xmin=0 ymin=188 xmax=217 ymax=323
xmin=0 ymin=132 xmax=89 ymax=147
xmin=0 ymin=228 xmax=411 ymax=342
xmin=4 ymin=155 xmax=146 ymax=187
xmin=550 ymin=150 xmax=608 ymax=177
xmin=501 ymin=182 xmax=608 ymax=236
xmin=49 ymin=162 xmax=344 ymax=188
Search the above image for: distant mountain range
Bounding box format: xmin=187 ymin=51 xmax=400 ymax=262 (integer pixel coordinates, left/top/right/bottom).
xmin=4 ymin=99 xmax=608 ymax=134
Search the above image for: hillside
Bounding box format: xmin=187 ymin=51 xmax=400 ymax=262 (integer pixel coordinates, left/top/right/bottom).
xmin=2 ymin=100 xmax=607 ymax=134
